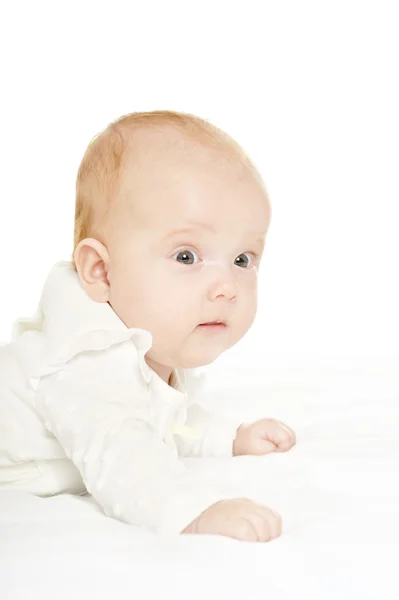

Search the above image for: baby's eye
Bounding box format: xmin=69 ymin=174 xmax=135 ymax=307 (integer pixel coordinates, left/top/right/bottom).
xmin=174 ymin=250 xmax=200 ymax=265
xmin=235 ymin=253 xmax=254 ymax=268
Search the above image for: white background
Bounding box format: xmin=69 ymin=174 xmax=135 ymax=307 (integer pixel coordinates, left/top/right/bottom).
xmin=0 ymin=0 xmax=398 ymax=368
xmin=1 ymin=7 xmax=399 ymax=598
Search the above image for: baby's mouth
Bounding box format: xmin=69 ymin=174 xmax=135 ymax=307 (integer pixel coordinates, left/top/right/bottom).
xmin=197 ymin=320 xmax=227 ymax=331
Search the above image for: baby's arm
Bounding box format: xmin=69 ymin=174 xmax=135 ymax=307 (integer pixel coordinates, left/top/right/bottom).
xmin=174 ymin=403 xmax=296 ymax=458
xmin=31 ymin=348 xmax=236 ymax=535
xmin=173 ymin=402 xmax=243 ymax=458
xmin=31 ymin=341 xmax=285 ymax=541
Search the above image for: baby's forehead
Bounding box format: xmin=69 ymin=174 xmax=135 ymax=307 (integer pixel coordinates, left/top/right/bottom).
xmin=122 ymin=126 xmax=262 ymax=193
xmin=108 ymin=125 xmax=269 ymax=234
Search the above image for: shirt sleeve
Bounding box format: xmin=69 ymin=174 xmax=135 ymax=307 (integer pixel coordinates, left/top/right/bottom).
xmin=173 ymin=402 xmax=244 ymax=458
xmin=30 ymin=340 xmax=236 ymax=535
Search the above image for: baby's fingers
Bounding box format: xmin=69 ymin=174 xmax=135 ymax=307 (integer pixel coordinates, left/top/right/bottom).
xmin=251 ymin=505 xmax=282 ymax=541
xmin=252 ymin=437 xmax=277 ymax=455
xmin=269 ymin=421 xmax=296 ymax=451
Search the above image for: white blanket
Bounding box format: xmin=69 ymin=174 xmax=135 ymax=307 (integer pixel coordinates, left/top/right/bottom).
xmin=1 ymin=353 xmax=398 ymax=600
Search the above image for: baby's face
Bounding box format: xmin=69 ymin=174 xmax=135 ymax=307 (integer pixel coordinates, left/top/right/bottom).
xmin=105 ymin=147 xmax=270 ymax=374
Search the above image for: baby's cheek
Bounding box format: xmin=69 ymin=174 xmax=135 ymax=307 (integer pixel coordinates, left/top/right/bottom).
xmin=234 ymin=294 xmax=257 ymax=338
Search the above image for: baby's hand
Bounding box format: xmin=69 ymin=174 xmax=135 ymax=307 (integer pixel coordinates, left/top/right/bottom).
xmin=181 ymin=499 xmax=282 ymax=542
xmin=233 ymin=419 xmax=296 ymax=456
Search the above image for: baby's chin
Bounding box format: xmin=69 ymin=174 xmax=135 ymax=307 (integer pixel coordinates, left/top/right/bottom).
xmin=174 ymin=346 xmax=227 ymax=370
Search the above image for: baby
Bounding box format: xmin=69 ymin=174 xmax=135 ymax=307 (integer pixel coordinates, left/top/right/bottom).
xmin=0 ymin=110 xmax=296 ymax=542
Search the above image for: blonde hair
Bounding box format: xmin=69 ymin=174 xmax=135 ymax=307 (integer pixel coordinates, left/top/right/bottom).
xmin=73 ymin=110 xmax=258 ymax=268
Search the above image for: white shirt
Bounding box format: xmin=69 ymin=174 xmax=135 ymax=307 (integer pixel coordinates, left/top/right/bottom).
xmin=0 ymin=262 xmax=243 ymax=535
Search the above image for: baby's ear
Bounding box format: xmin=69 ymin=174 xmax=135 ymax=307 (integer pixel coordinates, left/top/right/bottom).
xmin=73 ymin=238 xmax=111 ymax=303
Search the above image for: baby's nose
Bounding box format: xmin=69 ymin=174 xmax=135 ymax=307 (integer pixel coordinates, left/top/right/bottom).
xmin=207 ymin=269 xmax=238 ymax=302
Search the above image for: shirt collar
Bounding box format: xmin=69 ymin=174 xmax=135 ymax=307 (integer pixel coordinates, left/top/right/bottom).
xmin=19 ymin=261 xmax=204 ymax=395
xmin=31 ymin=261 xmax=157 ymax=383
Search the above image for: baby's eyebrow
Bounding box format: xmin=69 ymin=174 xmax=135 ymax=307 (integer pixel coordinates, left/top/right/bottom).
xmin=164 ymin=221 xmax=266 ymax=250
xmin=254 ymin=236 xmax=266 ymax=252
xmin=164 ymin=221 xmax=215 ymax=239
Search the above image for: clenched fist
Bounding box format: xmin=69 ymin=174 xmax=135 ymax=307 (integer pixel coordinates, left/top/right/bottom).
xmin=233 ymin=418 xmax=296 ymax=456
xmin=181 ymin=498 xmax=282 ymax=542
